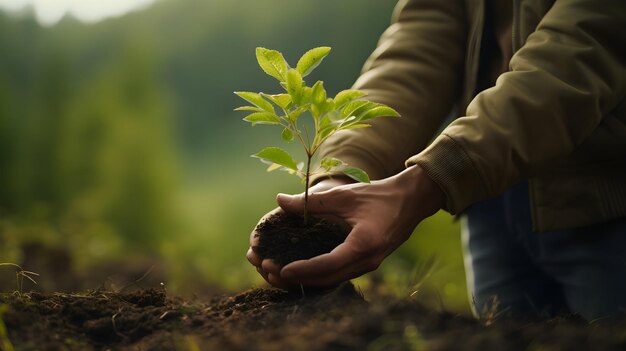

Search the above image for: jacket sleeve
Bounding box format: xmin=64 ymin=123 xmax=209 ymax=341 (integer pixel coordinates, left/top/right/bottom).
xmin=312 ymin=0 xmax=467 ymax=183
xmin=409 ymin=0 xmax=626 ymax=213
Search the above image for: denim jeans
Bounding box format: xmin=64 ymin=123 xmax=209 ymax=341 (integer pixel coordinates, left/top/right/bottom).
xmin=463 ymin=182 xmax=626 ymax=322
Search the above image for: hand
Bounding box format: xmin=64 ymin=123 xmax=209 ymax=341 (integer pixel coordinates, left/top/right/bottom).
xmin=246 ymin=177 xmax=354 ymax=288
xmin=277 ymin=165 xmax=445 ymax=286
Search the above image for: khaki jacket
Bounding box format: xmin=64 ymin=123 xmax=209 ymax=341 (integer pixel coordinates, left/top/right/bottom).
xmin=318 ymin=0 xmax=626 ymax=231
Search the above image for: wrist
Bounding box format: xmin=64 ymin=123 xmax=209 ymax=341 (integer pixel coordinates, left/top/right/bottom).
xmin=398 ymin=165 xmax=446 ymax=216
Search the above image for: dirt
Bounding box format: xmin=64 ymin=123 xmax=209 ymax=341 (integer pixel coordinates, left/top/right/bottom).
xmin=255 ymin=212 xmax=346 ymax=266
xmin=2 ymin=283 xmax=626 ymax=351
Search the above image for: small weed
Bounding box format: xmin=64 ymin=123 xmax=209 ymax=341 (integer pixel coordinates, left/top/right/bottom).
xmin=407 ymin=258 xmax=439 ymax=299
xmin=0 ymin=263 xmax=39 ymax=295
xmin=481 ymin=295 xmax=504 ymax=326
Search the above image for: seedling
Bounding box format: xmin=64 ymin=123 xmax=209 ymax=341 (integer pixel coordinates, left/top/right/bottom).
xmin=235 ymin=47 xmax=399 ymax=223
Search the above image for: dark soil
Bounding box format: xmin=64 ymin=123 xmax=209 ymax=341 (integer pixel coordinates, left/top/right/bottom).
xmin=255 ymin=212 xmax=346 ymax=265
xmin=2 ymin=283 xmax=626 ymax=350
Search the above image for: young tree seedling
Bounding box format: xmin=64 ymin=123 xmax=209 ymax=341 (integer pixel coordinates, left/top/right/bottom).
xmin=235 ymin=47 xmax=399 ymax=224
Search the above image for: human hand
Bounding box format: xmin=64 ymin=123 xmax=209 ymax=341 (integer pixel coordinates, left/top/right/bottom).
xmin=276 ymin=165 xmax=445 ymax=286
xmin=246 ymin=177 xmax=354 ymax=288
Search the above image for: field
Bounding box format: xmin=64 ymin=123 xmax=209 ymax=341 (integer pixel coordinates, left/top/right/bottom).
xmin=2 ymin=283 xmax=626 ymax=351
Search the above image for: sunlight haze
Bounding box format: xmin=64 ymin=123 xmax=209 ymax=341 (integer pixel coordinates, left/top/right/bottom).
xmin=0 ymin=0 xmax=156 ymax=25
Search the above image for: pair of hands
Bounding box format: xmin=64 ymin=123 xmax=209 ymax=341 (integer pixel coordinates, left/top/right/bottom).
xmin=246 ymin=165 xmax=445 ymax=289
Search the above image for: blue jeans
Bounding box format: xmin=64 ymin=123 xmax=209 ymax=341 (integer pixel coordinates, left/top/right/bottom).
xmin=463 ymin=182 xmax=626 ymax=321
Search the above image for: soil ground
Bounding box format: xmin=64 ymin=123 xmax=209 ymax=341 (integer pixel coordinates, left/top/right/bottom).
xmin=2 ymin=282 xmax=626 ymax=351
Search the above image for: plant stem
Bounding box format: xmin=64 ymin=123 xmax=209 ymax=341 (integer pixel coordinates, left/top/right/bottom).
xmin=303 ymin=154 xmax=312 ymax=226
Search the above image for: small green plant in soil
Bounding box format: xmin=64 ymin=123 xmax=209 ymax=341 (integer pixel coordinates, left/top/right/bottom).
xmin=234 ymin=47 xmax=399 ymax=266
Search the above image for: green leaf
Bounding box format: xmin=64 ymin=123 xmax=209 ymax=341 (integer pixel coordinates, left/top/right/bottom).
xmin=296 ymin=46 xmax=331 ymax=77
xmin=281 ymin=128 xmax=294 ymax=142
xmin=256 ymin=47 xmax=288 ymax=81
xmin=266 ymin=163 xmax=282 ymax=172
xmin=311 ymin=81 xmax=327 ymax=106
xmin=234 ymin=91 xmax=275 ymax=113
xmin=317 ymin=124 xmax=336 ymax=141
xmin=342 ymin=123 xmax=371 ymax=130
xmin=320 ymin=157 xmax=344 ymax=171
xmin=243 ymin=112 xmax=282 ymax=126
xmin=261 ymin=93 xmax=292 ymax=109
xmin=252 ymin=147 xmax=298 ymax=171
xmin=342 ymin=100 xmax=374 ymax=119
xmin=288 ymin=106 xmax=307 ymax=122
xmin=322 ymin=98 xmax=336 ymax=114
xmin=342 ymin=167 xmax=370 ymax=183
xmin=334 ymin=89 xmax=366 ymax=109
xmin=319 ymin=110 xmax=340 ymax=129
xmin=286 ymin=69 xmax=303 ymax=103
xmin=299 ymin=86 xmax=313 ymax=106
xmin=360 ymin=105 xmax=400 ymax=121
xmin=234 ymin=106 xmax=264 ymax=112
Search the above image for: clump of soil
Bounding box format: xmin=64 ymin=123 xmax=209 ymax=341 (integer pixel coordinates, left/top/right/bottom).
xmin=2 ymin=283 xmax=626 ymax=350
xmin=255 ymin=212 xmax=346 ymax=265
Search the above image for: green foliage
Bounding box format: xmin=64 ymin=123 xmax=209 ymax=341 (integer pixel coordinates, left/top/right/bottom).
xmin=252 ymin=147 xmax=299 ymax=172
xmin=342 ymin=167 xmax=370 ymax=184
xmin=235 ymin=47 xmax=399 ymax=201
xmin=255 ymin=48 xmax=288 ymax=82
xmin=0 ymin=304 xmax=15 ymax=351
xmin=296 ymin=47 xmax=331 ymax=77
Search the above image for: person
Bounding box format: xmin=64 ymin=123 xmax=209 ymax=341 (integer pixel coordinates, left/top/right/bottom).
xmin=247 ymin=0 xmax=626 ymax=321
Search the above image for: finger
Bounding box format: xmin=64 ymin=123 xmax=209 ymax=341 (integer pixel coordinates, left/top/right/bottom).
xmin=256 ymin=266 xmax=270 ymax=283
xmin=280 ymin=242 xmax=357 ymax=282
xmin=261 ymin=259 xmax=282 ymax=276
xmin=267 ymin=273 xmax=291 ymax=290
xmin=250 ymin=230 xmax=260 ymax=246
xmin=276 ymin=193 xmax=305 ymax=214
xmin=277 ymin=191 xmax=342 ymax=215
xmin=286 ymin=260 xmax=371 ymax=286
xmin=246 ymin=247 xmax=262 ymax=267
xmin=257 ymin=265 xmax=291 ymax=290
xmin=281 ymin=246 xmax=380 ymax=286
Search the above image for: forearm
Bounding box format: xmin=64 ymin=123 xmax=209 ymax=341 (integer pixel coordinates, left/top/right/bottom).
xmin=409 ymin=0 xmax=626 ymax=213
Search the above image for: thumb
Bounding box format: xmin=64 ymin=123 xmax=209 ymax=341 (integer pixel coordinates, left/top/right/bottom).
xmin=276 ymin=193 xmax=305 ymax=214
xmin=277 ymin=190 xmax=339 ymax=215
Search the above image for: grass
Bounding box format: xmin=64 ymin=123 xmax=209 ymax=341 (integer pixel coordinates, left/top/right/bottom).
xmin=0 ymin=263 xmax=39 ymax=296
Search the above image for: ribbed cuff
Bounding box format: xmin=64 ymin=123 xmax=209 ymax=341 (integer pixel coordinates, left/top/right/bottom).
xmin=405 ymin=134 xmax=488 ymax=214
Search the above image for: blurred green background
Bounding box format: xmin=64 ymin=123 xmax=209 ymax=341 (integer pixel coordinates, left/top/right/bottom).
xmin=0 ymin=0 xmax=469 ymax=313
